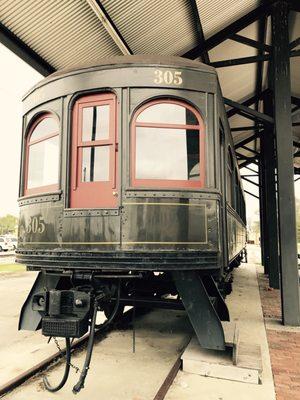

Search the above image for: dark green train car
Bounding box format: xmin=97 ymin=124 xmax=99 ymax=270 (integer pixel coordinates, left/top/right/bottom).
xmin=17 ymin=55 xmax=246 ymax=392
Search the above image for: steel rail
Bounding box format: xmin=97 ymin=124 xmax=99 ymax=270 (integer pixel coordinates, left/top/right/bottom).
xmin=0 ymin=308 xmax=144 ymax=397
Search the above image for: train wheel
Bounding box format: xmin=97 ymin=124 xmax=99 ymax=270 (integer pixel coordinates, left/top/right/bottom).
xmin=103 ymin=303 xmax=125 ymax=322
xmin=103 ymin=281 xmax=124 ymax=322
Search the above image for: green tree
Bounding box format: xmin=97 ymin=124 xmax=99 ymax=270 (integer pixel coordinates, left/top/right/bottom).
xmin=0 ymin=214 xmax=18 ymax=235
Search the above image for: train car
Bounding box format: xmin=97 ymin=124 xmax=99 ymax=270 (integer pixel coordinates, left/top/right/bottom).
xmin=16 ymin=55 xmax=246 ymax=392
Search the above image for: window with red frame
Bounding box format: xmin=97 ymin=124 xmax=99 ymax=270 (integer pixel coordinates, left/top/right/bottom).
xmin=24 ymin=114 xmax=59 ymax=196
xmin=131 ymin=99 xmax=205 ymax=188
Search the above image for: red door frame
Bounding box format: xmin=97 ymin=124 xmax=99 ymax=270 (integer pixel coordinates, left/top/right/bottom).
xmin=131 ymin=98 xmax=205 ymax=189
xmin=70 ymin=93 xmax=118 ymax=208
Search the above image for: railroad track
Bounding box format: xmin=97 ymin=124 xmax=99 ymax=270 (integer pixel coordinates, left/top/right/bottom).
xmin=0 ymin=308 xmax=182 ymax=400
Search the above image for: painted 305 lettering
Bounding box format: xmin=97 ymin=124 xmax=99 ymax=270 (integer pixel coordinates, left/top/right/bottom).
xmin=26 ymin=216 xmax=46 ymax=234
xmin=154 ymin=70 xmax=183 ymax=85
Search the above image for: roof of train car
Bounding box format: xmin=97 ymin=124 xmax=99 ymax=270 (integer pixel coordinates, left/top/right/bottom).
xmin=0 ymin=0 xmax=299 ymax=169
xmin=24 ymin=54 xmax=216 ymax=96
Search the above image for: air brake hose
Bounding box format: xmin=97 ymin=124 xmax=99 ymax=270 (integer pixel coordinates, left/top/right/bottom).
xmin=72 ymin=281 xmax=121 ymax=394
xmin=72 ymin=300 xmax=98 ymax=394
xmin=43 ymin=337 xmax=71 ymax=392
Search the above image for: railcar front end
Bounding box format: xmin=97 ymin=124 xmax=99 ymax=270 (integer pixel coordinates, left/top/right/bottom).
xmin=16 ymin=56 xmax=246 ymax=393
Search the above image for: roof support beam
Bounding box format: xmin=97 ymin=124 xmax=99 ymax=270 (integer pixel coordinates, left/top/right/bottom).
xmin=0 ymin=22 xmax=55 ymax=76
xmin=244 ymin=190 xmax=259 ymax=199
xmin=210 ymin=54 xmax=270 ymax=68
xmin=190 ymin=0 xmax=210 ymax=64
xmin=224 ymin=98 xmax=274 ymax=124
xmin=227 ymin=91 xmax=267 ymax=118
xmin=271 ymin=0 xmax=300 ymax=325
xmin=244 ymin=165 xmax=259 ymax=174
xmin=238 ymin=157 xmax=259 ymax=169
xmin=290 ymin=49 xmax=300 ymax=57
xmin=182 ymin=2 xmax=272 ymax=59
xmin=211 ymin=49 xmax=297 ymax=68
xmin=231 ymin=126 xmax=257 ymax=132
xmin=234 ymin=132 xmax=261 ymax=149
xmin=289 ymin=36 xmax=300 ymax=49
xmin=254 ymin=16 xmax=268 ymax=152
xmin=240 ymin=145 xmax=260 ymax=155
xmin=230 ymin=33 xmax=272 ymax=52
xmin=86 ymin=0 xmax=133 ymax=55
xmin=241 ymin=176 xmax=260 ymax=187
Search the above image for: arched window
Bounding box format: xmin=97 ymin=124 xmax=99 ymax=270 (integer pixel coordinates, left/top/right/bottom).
xmin=131 ymin=99 xmax=205 ymax=188
xmin=24 ymin=114 xmax=59 ymax=195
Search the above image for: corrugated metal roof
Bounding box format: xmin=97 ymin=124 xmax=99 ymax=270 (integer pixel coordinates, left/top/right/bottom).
xmin=196 ymin=0 xmax=259 ymax=39
xmin=0 ymin=0 xmax=122 ymax=70
xmin=101 ymin=0 xmax=198 ymax=55
xmin=0 ymin=0 xmax=298 ymax=162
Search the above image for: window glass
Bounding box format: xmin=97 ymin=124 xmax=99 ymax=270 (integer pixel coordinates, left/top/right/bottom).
xmin=136 ymin=103 xmax=198 ymax=125
xmin=81 ymin=146 xmax=109 ymax=182
xmin=30 ymin=117 xmax=58 ymax=142
xmin=27 ymin=135 xmax=59 ymax=189
xmin=82 ymin=105 xmax=109 ymax=141
xmin=136 ymin=127 xmax=199 ymax=180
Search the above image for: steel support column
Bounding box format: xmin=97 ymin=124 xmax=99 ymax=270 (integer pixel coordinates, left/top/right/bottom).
xmin=258 ymin=156 xmax=266 ymax=271
xmin=261 ymin=92 xmax=280 ymax=288
xmin=271 ymin=1 xmax=300 ymax=325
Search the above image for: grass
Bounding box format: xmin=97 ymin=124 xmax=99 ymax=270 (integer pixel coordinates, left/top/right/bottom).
xmin=0 ymin=263 xmax=26 ymax=273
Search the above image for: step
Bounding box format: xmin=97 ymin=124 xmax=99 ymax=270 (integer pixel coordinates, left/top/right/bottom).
xmin=182 ymin=322 xmax=262 ymax=385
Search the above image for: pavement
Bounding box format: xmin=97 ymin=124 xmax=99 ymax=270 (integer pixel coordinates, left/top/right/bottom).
xmin=0 ymin=271 xmax=63 ymax=386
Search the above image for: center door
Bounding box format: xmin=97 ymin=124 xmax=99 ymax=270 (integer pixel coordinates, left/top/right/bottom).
xmin=70 ymin=93 xmax=118 ymax=208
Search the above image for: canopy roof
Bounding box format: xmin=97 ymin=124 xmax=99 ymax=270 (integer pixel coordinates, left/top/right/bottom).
xmin=0 ymin=0 xmax=299 ymax=168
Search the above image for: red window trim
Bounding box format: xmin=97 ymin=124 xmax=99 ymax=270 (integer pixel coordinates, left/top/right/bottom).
xmin=24 ymin=113 xmax=59 ymax=196
xmin=131 ymin=98 xmax=206 ymax=189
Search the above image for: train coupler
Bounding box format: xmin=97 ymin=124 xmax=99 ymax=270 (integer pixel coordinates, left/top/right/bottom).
xmin=33 ymin=289 xmax=92 ymax=338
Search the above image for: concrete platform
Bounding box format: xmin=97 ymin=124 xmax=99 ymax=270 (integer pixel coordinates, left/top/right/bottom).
xmin=166 ymin=262 xmax=276 ymax=400
xmin=182 ymin=322 xmax=262 ymax=385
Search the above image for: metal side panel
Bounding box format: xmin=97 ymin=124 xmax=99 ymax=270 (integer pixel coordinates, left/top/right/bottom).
xmin=173 ymin=270 xmax=225 ymax=351
xmin=18 ymin=271 xmax=61 ymax=331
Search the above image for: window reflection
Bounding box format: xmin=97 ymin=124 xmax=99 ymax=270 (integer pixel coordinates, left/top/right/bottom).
xmin=136 ymin=103 xmax=198 ymax=125
xmin=30 ymin=117 xmax=58 ymax=142
xmin=82 ymin=146 xmax=109 ymax=182
xmin=82 ymin=105 xmax=109 ymax=141
xmin=136 ymin=127 xmax=199 ymax=180
xmin=27 ymin=136 xmax=59 ymax=189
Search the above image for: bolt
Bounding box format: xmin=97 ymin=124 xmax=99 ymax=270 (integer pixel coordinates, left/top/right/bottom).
xmin=75 ymin=298 xmax=83 ymax=307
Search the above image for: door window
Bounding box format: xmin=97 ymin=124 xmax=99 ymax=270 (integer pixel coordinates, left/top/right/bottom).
xmin=70 ymin=93 xmax=117 ymax=208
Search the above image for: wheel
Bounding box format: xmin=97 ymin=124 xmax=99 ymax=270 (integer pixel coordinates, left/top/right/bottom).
xmin=103 ymin=303 xmax=125 ymax=321
xmin=103 ymin=282 xmax=124 ymax=323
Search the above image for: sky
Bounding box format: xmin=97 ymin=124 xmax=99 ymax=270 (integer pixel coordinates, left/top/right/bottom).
xmin=0 ymin=44 xmax=41 ymax=216
xmin=0 ymin=42 xmax=298 ymax=225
